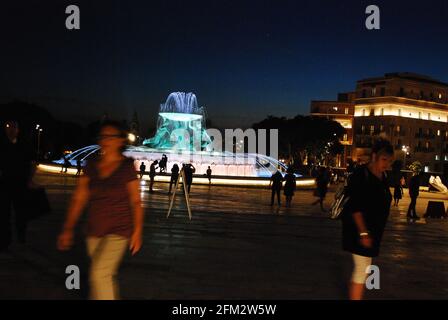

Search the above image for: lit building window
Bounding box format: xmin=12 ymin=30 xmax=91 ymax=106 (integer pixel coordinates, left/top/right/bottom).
xmin=396 ymin=125 xmax=401 ymax=132
xmin=445 ymin=155 xmax=448 ymax=161
xmin=426 ymin=141 xmax=430 ymax=148
xmin=333 ymin=107 xmax=338 ymax=111
xmin=398 ymin=109 xmax=402 ymax=116
xmin=345 ymin=107 xmax=349 ymax=115
xmin=361 ymin=125 xmax=365 ymax=133
xmin=380 ymin=125 xmax=384 ymax=131
xmin=370 ymin=125 xmax=375 ymax=135
xmin=371 ymin=87 xmax=376 ymax=96
xmin=381 ymin=108 xmax=384 ymax=116
xmin=343 ymin=134 xmax=348 ymax=141
xmin=438 ymin=130 xmax=441 ymax=136
xmin=419 ymin=112 xmax=422 ymax=119
xmin=436 ymin=155 xmax=440 ymax=161
xmin=424 ymin=166 xmax=429 ymax=173
xmin=362 ymin=109 xmax=366 ymax=116
xmin=439 ymin=93 xmax=442 ymax=99
xmin=428 ymin=113 xmax=431 ymax=120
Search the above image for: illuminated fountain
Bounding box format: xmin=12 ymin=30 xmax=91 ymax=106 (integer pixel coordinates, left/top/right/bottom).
xmin=143 ymin=92 xmax=212 ymax=151
xmin=52 ymin=92 xmax=302 ymax=181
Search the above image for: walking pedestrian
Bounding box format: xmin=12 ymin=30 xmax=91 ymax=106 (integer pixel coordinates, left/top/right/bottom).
xmin=407 ymin=172 xmax=421 ymax=220
xmin=76 ymin=159 xmax=82 ymax=176
xmin=159 ymin=154 xmax=167 ymax=173
xmin=57 ymin=120 xmax=143 ymax=300
xmin=139 ymin=162 xmax=146 ymax=179
xmin=183 ymin=163 xmax=195 ymax=193
xmin=393 ymin=176 xmax=404 ymax=206
xmin=283 ymin=168 xmax=296 ymax=207
xmin=206 ymin=166 xmax=212 ymax=185
xmin=169 ymin=163 xmax=179 ymax=194
xmin=149 ymin=160 xmax=158 ymax=192
xmin=0 ymin=120 xmax=35 ymax=250
xmin=311 ymin=166 xmax=329 ymax=212
xmin=341 ymin=138 xmax=393 ymax=300
xmin=269 ymin=170 xmax=283 ymax=206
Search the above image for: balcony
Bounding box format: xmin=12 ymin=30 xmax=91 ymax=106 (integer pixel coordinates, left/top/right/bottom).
xmin=356 ymin=143 xmax=373 ymax=148
xmin=414 ymin=133 xmax=436 ymax=139
xmin=414 ymin=147 xmax=435 ymax=153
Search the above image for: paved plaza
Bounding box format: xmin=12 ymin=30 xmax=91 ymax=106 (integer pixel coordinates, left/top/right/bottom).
xmin=1 ymin=172 xmax=448 ymax=299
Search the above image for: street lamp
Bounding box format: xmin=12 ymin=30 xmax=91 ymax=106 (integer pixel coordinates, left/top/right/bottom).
xmin=128 ymin=133 xmax=136 ymax=144
xmin=36 ymin=124 xmax=43 ymax=160
xmin=401 ymin=145 xmax=410 ymax=166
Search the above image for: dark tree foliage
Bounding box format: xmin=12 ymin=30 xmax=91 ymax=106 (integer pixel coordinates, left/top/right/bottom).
xmin=252 ymin=115 xmax=345 ymax=165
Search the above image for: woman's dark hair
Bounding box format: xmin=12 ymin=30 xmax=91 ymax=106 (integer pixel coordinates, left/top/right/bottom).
xmin=99 ymin=120 xmax=127 ymax=139
xmin=371 ymin=138 xmax=394 ymax=156
xmin=98 ymin=120 xmax=129 ymax=153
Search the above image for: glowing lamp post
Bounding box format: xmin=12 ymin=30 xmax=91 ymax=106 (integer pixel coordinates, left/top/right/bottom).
xmin=401 ymin=145 xmax=410 ymax=166
xmin=36 ymin=124 xmax=43 ymax=160
xmin=128 ymin=133 xmax=136 ymax=144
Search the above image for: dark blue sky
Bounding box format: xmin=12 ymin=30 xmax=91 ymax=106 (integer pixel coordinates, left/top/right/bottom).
xmin=2 ymin=0 xmax=448 ymax=132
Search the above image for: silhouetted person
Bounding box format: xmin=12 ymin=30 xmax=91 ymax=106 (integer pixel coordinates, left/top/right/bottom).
xmin=61 ymin=154 xmax=70 ymax=173
xmin=407 ymin=173 xmax=420 ymax=220
xmin=312 ymin=166 xmax=329 ymax=212
xmin=183 ymin=163 xmax=195 ymax=193
xmin=159 ymin=154 xmax=168 ymax=173
xmin=139 ymin=162 xmax=146 ymax=179
xmin=149 ymin=160 xmax=158 ymax=193
xmin=76 ymin=159 xmax=82 ymax=176
xmin=169 ymin=163 xmax=180 ymax=194
xmin=269 ymin=170 xmax=283 ymax=206
xmin=0 ymin=120 xmax=35 ymax=250
xmin=283 ymin=168 xmax=296 ymax=207
xmin=393 ymin=176 xmax=404 ymax=206
xmin=347 ymin=159 xmax=355 ymax=174
xmin=206 ymin=166 xmax=212 ymax=185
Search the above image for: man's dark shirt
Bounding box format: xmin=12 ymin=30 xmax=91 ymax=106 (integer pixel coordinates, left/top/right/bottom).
xmin=409 ymin=175 xmax=420 ymax=198
xmin=270 ymin=171 xmax=284 ymax=190
xmin=0 ymin=139 xmax=33 ymax=187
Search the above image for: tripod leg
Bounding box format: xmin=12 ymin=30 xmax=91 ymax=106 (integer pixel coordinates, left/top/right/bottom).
xmin=167 ymin=172 xmax=181 ymax=218
xmin=182 ymin=170 xmax=192 ymax=220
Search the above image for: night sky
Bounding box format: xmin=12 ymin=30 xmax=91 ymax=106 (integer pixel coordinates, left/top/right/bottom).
xmin=2 ymin=0 xmax=448 ymax=133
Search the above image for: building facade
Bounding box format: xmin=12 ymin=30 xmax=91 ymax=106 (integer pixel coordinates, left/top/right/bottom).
xmin=311 ymin=73 xmax=448 ymax=173
xmin=310 ymin=93 xmax=355 ymax=167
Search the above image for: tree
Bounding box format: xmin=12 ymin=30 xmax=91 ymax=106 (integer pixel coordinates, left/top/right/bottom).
xmin=409 ymin=161 xmax=423 ymax=174
xmin=252 ymin=115 xmax=345 ymax=166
